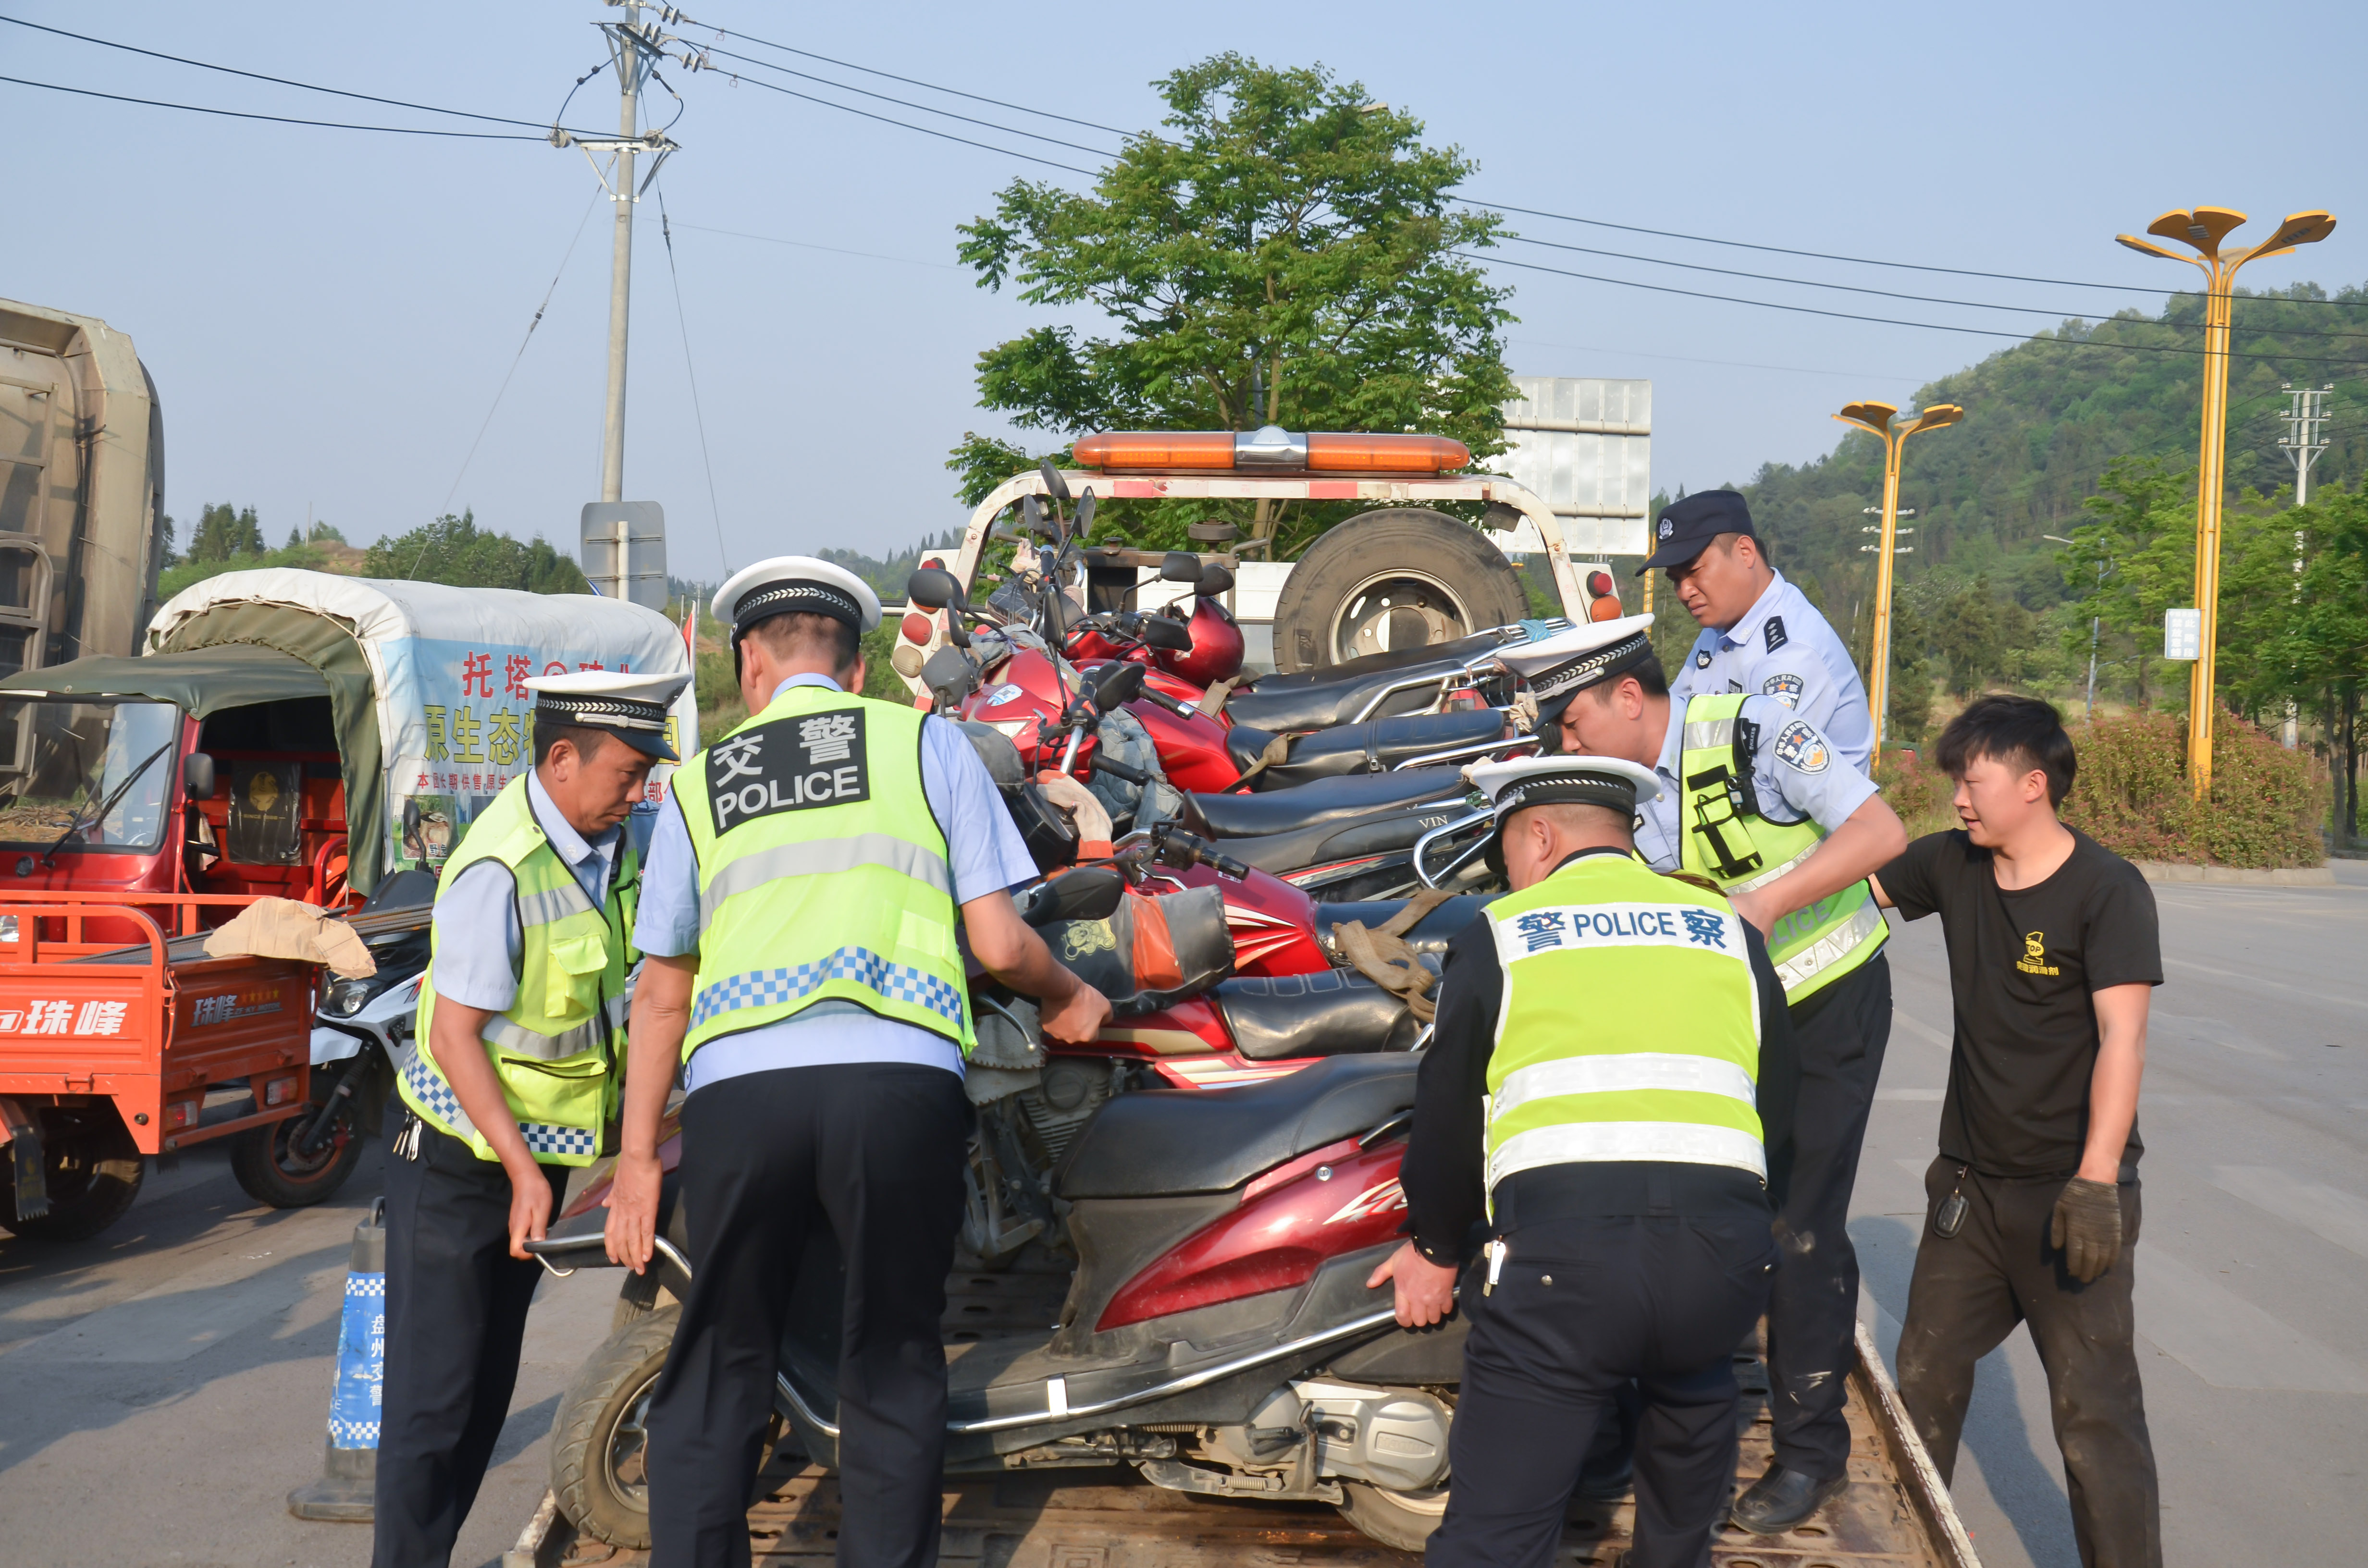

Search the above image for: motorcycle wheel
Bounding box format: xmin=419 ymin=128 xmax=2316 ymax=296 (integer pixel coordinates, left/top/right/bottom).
xmin=230 ymin=1095 xmax=363 ymax=1208
xmin=552 ymin=1305 xmax=781 ymax=1547
xmin=1337 ymin=1480 xmax=1452 ymax=1551
xmin=553 ymin=1304 xmax=677 ymax=1549
xmin=0 ymin=1116 xmax=144 ymax=1242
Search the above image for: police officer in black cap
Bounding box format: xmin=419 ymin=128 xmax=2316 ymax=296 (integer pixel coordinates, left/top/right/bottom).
xmin=1645 ymin=490 xmax=1875 ymax=776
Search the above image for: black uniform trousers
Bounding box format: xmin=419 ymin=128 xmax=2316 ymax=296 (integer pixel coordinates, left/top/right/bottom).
xmin=1428 ymin=1202 xmax=1778 ymax=1568
xmin=373 ymin=1115 xmax=568 ymax=1568
xmin=1896 ymin=1157 xmax=2160 ymax=1568
xmin=1762 ymin=952 xmax=1891 ymax=1479
xmin=645 ymin=1062 xmax=969 ymax=1568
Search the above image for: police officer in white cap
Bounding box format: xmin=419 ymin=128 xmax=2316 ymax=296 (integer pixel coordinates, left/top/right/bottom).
xmin=1375 ymin=754 xmax=1797 ymax=1568
xmin=604 ymin=556 xmax=1112 ymax=1568
xmin=1503 ymin=614 xmax=1909 ymax=1535
xmin=378 ymin=668 xmax=687 ymax=1568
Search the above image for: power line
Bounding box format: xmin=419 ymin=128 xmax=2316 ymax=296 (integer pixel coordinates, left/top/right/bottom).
xmin=0 ymin=74 xmax=551 ymax=138
xmin=667 ymin=9 xmax=1133 ymax=139
xmin=697 ymin=67 xmax=1098 ymax=176
xmin=658 ymin=219 xmax=959 ymax=270
xmin=1463 ymin=196 xmax=2368 ymax=310
xmin=654 ymin=184 xmax=731 ymax=576
xmin=1471 ymin=250 xmax=2368 ymax=368
xmin=690 ymin=41 xmax=1119 ymax=158
xmin=0 ymin=13 xmax=606 ymax=136
xmin=1495 ymin=229 xmax=2368 ymax=343
xmin=1505 ymin=336 xmax=1924 ymax=383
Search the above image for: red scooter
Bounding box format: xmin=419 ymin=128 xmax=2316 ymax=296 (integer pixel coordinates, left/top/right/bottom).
xmin=533 ymin=1050 xmax=1460 ymax=1554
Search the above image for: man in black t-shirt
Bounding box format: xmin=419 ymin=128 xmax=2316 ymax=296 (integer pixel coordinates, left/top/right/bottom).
xmin=1872 ymin=695 xmax=2162 ymax=1568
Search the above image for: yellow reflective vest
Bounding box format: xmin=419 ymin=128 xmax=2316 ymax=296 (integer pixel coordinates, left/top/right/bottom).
xmin=1485 ymin=852 xmax=1767 ymax=1193
xmin=673 ymin=683 xmax=974 ymax=1060
xmin=1676 ymin=692 xmax=1886 ymax=1004
xmin=401 ymin=776 xmax=636 ymax=1166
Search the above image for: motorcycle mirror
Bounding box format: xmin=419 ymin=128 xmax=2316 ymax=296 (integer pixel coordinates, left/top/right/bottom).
xmin=1021 ymin=494 xmax=1061 ymax=545
xmin=920 ymin=644 xmax=976 ymax=706
xmin=1159 ymin=551 xmax=1201 ymax=584
xmin=1073 ymin=490 xmax=1096 ymax=539
xmin=1038 ymin=458 xmax=1072 ymax=506
xmin=1196 ymin=562 xmax=1234 ymax=597
xmin=1020 ymin=863 xmax=1127 ymax=927
xmin=906 ymin=567 xmax=963 ymax=610
xmin=1137 ymin=616 xmax=1192 ymax=653
xmin=1089 ymin=661 xmax=1146 ymax=708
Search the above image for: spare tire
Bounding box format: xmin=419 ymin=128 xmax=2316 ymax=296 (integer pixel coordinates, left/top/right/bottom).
xmin=1270 ymin=509 xmax=1527 ymax=675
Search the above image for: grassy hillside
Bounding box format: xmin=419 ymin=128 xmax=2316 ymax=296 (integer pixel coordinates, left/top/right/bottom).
xmin=1717 ymin=282 xmax=2368 ymax=735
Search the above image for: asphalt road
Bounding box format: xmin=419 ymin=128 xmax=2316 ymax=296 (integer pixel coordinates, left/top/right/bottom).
xmin=4 ymin=863 xmax=2364 ymax=1568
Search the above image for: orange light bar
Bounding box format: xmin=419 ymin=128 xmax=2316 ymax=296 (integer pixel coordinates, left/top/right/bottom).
xmin=1072 ymin=431 xmax=1237 ymax=470
xmin=1071 ymin=429 xmax=1470 ymax=474
xmin=1305 ymin=433 xmax=1470 ymax=473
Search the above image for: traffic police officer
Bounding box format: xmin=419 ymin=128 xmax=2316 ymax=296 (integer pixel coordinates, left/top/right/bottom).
xmin=1505 ymin=614 xmax=1907 ymax=1534
xmin=1647 ymin=490 xmax=1875 ymax=776
xmin=378 ymin=669 xmax=687 ymax=1568
xmin=603 ymin=557 xmax=1111 ymax=1568
xmin=1375 ymin=755 xmax=1797 ymax=1568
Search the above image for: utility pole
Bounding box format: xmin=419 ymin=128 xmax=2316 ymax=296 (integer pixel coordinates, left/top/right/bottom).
xmin=600 ymin=1 xmax=647 ymax=504
xmin=2276 ymin=383 xmax=2334 ymax=747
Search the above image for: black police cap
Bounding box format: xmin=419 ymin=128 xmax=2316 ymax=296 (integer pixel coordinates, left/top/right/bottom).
xmin=1637 ymin=489 xmax=1758 ymax=575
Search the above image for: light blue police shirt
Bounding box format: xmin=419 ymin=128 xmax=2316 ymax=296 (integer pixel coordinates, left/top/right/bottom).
xmin=634 ymin=674 xmax=1039 ymax=1089
xmin=431 ymin=770 xmax=623 ymax=1013
xmin=1665 ymin=568 xmax=1874 ymax=777
xmin=1634 ymin=696 xmax=1877 ymax=874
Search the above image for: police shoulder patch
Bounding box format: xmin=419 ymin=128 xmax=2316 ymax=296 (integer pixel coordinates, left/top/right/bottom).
xmin=1761 ymin=672 xmax=1805 ymax=709
xmin=1763 ymin=616 xmax=1789 ymax=654
xmin=1695 ymin=650 xmax=1713 ymax=670
xmin=1770 ymin=719 xmax=1829 ymax=774
xmin=705 ymin=709 xmax=872 ymax=832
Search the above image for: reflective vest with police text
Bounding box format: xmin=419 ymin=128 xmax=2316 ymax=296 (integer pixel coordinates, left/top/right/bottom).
xmin=1676 ymin=691 xmax=1886 ymax=1004
xmin=674 ymin=683 xmax=974 ymax=1060
xmin=1485 ymin=852 xmax=1766 ymax=1194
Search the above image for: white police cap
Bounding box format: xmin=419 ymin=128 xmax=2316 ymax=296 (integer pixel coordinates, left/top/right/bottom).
xmin=1497 ymin=614 xmax=1658 ymax=708
xmin=712 ymin=555 xmax=882 ymax=637
xmin=1467 ymin=753 xmax=1662 ymax=822
xmin=525 ymin=669 xmax=691 ymax=761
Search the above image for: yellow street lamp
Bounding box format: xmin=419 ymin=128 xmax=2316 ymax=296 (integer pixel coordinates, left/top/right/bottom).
xmin=1833 ymin=399 xmax=1961 ymax=769
xmin=2116 ymin=206 xmax=2336 ymax=798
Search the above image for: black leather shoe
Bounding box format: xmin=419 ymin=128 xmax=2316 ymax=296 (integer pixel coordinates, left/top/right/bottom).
xmin=1729 ymin=1463 xmax=1847 ymax=1534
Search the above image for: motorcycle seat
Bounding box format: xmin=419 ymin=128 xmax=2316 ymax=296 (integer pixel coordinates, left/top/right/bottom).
xmin=1214 ymin=968 xmax=1429 ymax=1061
xmin=1179 ymin=767 xmax=1470 ymax=839
xmin=1315 ymin=895 xmax=1497 ymax=958
xmin=1214 ymin=800 xmax=1467 ymax=879
xmin=1227 ymin=710 xmax=1508 ymax=792
xmin=1225 ymin=647 xmax=1490 ymax=733
xmin=1056 ymin=1054 xmax=1421 ymax=1199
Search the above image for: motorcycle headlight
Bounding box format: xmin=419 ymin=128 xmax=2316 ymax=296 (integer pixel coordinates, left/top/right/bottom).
xmin=321 ymin=977 xmax=383 ymax=1018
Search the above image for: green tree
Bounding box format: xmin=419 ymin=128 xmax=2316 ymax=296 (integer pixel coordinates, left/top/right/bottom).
xmin=187 ymin=502 xmax=265 ymax=563
xmin=2061 ymin=457 xmax=2197 ymax=708
xmin=954 ymin=53 xmax=1517 ymax=557
xmin=362 ymin=511 xmax=589 ymax=594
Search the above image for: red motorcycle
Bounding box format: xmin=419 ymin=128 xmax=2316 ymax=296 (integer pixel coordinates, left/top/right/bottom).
xmin=532 ymin=1051 xmax=1461 ymax=1555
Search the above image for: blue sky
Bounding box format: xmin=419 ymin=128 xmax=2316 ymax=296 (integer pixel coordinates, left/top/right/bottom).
xmin=11 ymin=0 xmax=2364 ymax=581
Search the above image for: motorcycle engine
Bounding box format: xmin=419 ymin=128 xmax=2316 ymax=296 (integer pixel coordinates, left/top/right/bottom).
xmin=1013 ymin=1056 xmax=1114 ymax=1167
xmin=1202 ymin=1381 xmax=1453 ymax=1494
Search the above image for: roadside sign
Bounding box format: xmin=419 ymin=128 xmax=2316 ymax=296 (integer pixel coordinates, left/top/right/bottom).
xmin=580 ymin=502 xmax=669 ymax=611
xmin=2164 ymin=607 xmax=2202 ymax=661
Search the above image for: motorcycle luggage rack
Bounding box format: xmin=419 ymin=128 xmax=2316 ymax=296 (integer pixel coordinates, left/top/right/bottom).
xmin=1392 ymin=733 xmax=1537 ymax=772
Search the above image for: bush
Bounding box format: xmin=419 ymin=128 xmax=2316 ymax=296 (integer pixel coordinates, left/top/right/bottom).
xmin=2062 ymin=708 xmax=2323 ymax=868
xmin=1878 ymin=751 xmax=1958 ymax=839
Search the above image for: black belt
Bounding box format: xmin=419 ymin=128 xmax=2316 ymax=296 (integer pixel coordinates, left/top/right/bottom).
xmin=1492 ymin=1160 xmax=1770 ymax=1228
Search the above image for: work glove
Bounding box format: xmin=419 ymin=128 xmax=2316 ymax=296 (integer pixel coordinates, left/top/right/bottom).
xmin=2050 ymin=1177 xmax=2123 ymax=1283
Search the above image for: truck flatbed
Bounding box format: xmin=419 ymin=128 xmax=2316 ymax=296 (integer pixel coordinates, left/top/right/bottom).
xmin=510 ymin=1325 xmax=1977 ymax=1568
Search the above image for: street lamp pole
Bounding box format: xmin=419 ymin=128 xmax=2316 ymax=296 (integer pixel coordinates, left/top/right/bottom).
xmin=1833 ymin=400 xmax=1962 ymax=768
xmin=2115 ymin=206 xmax=2336 ymax=798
